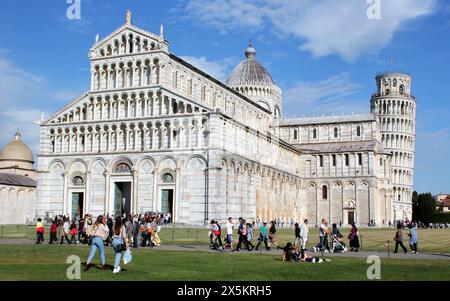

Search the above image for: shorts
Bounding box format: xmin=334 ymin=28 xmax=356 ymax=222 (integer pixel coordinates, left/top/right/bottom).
xmin=227 ymin=234 xmax=233 ymax=242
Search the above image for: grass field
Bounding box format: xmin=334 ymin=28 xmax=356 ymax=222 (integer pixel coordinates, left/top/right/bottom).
xmin=0 ymin=244 xmax=449 ymax=281
xmin=2 ymin=225 xmax=449 ymax=253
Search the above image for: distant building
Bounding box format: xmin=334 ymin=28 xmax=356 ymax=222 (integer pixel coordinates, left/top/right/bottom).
xmin=0 ymin=132 xmax=36 ymax=224
xmin=435 ymin=194 xmax=450 ymax=212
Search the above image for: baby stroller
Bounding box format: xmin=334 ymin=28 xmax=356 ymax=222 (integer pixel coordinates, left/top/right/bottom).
xmin=330 ymin=234 xmax=347 ymax=253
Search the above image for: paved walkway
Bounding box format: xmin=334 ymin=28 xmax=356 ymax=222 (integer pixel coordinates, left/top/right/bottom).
xmin=1 ymin=238 xmax=449 ymax=260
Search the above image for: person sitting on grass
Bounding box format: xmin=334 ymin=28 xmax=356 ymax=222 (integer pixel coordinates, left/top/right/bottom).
xmin=282 ymin=242 xmax=299 ymax=262
xmin=300 ymin=249 xmax=330 ymax=263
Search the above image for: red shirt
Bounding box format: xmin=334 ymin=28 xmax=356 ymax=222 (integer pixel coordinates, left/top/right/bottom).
xmin=50 ymin=224 xmax=57 ymax=233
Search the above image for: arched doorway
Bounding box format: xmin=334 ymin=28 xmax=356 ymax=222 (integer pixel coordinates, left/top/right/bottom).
xmin=110 ymin=162 xmax=133 ymax=217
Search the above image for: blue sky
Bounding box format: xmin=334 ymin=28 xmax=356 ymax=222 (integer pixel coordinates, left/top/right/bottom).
xmin=0 ymin=0 xmax=448 ymax=194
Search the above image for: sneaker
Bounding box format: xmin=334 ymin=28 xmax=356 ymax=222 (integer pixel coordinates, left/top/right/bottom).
xmin=324 ymin=250 xmax=330 ymax=253
xmin=84 ymin=263 xmax=91 ymax=272
xmin=113 ymin=266 xmax=121 ymax=274
xmin=411 ymin=251 xmax=416 ymax=254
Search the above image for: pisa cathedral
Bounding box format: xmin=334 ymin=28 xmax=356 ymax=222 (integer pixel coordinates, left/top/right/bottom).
xmin=35 ymin=12 xmax=416 ymax=226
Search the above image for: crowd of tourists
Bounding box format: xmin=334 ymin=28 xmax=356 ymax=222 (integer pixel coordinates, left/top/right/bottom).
xmin=34 ymin=211 xmax=426 ymax=270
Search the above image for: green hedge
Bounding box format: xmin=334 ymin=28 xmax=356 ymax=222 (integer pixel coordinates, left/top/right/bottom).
xmin=434 ymin=212 xmax=450 ymax=223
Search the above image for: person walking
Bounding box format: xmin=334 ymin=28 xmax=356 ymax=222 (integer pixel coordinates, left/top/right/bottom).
xmin=85 ymin=215 xmax=110 ymax=271
xmin=60 ymin=218 xmax=71 ymax=244
xmin=246 ymin=222 xmax=254 ymax=250
xmin=268 ymin=221 xmax=280 ymax=249
xmin=299 ymin=219 xmax=309 ymax=251
xmin=111 ymin=217 xmax=129 ymax=274
xmin=294 ymin=223 xmax=301 ymax=249
xmin=255 ymin=221 xmax=270 ymax=251
xmin=132 ymin=215 xmax=140 ymax=248
xmin=408 ymin=223 xmax=418 ymax=254
xmin=49 ymin=220 xmax=58 ymax=244
xmin=348 ymin=222 xmax=360 ymax=252
xmin=314 ymin=219 xmax=330 ymax=252
xmin=393 ymin=222 xmax=407 ymax=254
xmin=35 ymin=218 xmax=44 ymax=244
xmin=224 ymin=217 xmax=235 ymax=252
xmin=69 ymin=220 xmax=78 ymax=244
xmin=236 ymin=219 xmax=246 ymax=251
xmin=78 ymin=216 xmax=85 ymax=244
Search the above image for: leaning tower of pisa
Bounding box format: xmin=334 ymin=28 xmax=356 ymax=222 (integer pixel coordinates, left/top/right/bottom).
xmin=370 ymin=72 xmax=416 ymax=221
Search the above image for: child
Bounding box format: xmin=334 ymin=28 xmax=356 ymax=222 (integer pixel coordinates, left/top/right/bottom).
xmin=49 ymin=221 xmax=57 ymax=244
xmin=35 ymin=218 xmax=44 ymax=244
xmin=70 ymin=220 xmax=78 ymax=244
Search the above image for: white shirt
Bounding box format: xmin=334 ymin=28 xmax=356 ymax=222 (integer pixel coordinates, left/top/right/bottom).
xmin=300 ymin=223 xmax=309 ymax=239
xmin=226 ymin=222 xmax=233 ymax=235
xmin=319 ymin=223 xmax=328 ymax=236
xmin=63 ymin=222 xmax=69 ymax=233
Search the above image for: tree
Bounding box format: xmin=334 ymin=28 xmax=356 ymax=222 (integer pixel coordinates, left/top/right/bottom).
xmin=413 ymin=192 xmax=436 ymax=224
xmin=412 ymin=191 xmax=419 ymax=221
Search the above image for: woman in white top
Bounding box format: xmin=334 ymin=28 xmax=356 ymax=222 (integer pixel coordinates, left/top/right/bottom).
xmin=85 ymin=215 xmax=109 ymax=271
xmin=112 ymin=216 xmax=129 ymax=273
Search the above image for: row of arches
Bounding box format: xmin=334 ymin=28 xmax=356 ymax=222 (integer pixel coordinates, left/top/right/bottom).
xmin=392 ymin=169 xmax=414 ymax=186
xmin=373 ymin=99 xmax=415 ymax=117
xmin=380 ymin=117 xmax=415 ymax=134
xmin=391 ymin=151 xmax=414 ymax=169
xmin=96 ymin=32 xmax=160 ymax=58
xmin=381 ymin=133 xmax=415 ymax=151
xmin=393 ymin=186 xmax=413 ymax=203
xmin=231 ymin=84 xmax=280 ymax=102
xmin=52 ymin=92 xmax=207 ymax=124
xmin=48 ymin=118 xmax=209 ymax=154
xmin=92 ymin=59 xmax=160 ymax=91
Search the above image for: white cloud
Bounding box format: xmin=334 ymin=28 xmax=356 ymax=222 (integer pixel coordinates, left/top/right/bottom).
xmin=283 ymin=73 xmax=365 ymax=117
xmin=0 ymin=55 xmax=81 ymax=159
xmin=182 ymin=0 xmax=436 ymax=61
xmin=179 ymin=55 xmax=237 ymax=82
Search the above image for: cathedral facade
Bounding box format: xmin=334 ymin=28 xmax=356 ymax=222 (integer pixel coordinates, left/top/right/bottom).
xmin=36 ymin=14 xmax=416 ymax=226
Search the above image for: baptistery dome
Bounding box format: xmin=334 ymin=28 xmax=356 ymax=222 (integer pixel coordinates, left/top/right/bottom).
xmin=226 ymin=43 xmax=282 ymax=120
xmin=225 ymin=44 xmax=275 ymax=87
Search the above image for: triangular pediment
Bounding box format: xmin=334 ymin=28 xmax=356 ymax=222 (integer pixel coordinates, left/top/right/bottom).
xmin=89 ymin=23 xmax=169 ymax=59
xmin=45 ymin=92 xmax=90 ymax=125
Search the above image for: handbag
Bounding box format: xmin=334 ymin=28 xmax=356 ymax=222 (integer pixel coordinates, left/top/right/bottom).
xmin=123 ymin=248 xmax=132 ymax=265
xmin=88 ymin=227 xmax=98 ymax=246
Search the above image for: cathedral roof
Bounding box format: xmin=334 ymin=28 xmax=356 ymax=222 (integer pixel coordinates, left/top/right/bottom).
xmin=225 ymin=44 xmax=275 ymax=87
xmin=0 ymin=132 xmax=34 ymax=163
xmin=0 ymin=173 xmax=36 ymax=187
xmin=280 ymin=113 xmax=376 ymax=126
xmin=292 ymin=141 xmax=378 ymax=154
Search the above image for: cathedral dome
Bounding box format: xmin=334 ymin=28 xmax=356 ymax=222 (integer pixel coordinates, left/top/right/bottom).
xmin=0 ymin=132 xmax=34 ymax=163
xmin=225 ymin=43 xmax=275 ymax=87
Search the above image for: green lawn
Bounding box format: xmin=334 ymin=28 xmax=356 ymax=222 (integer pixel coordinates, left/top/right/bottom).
xmin=0 ymin=244 xmax=449 ymax=281
xmin=2 ymin=225 xmax=450 ymax=253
